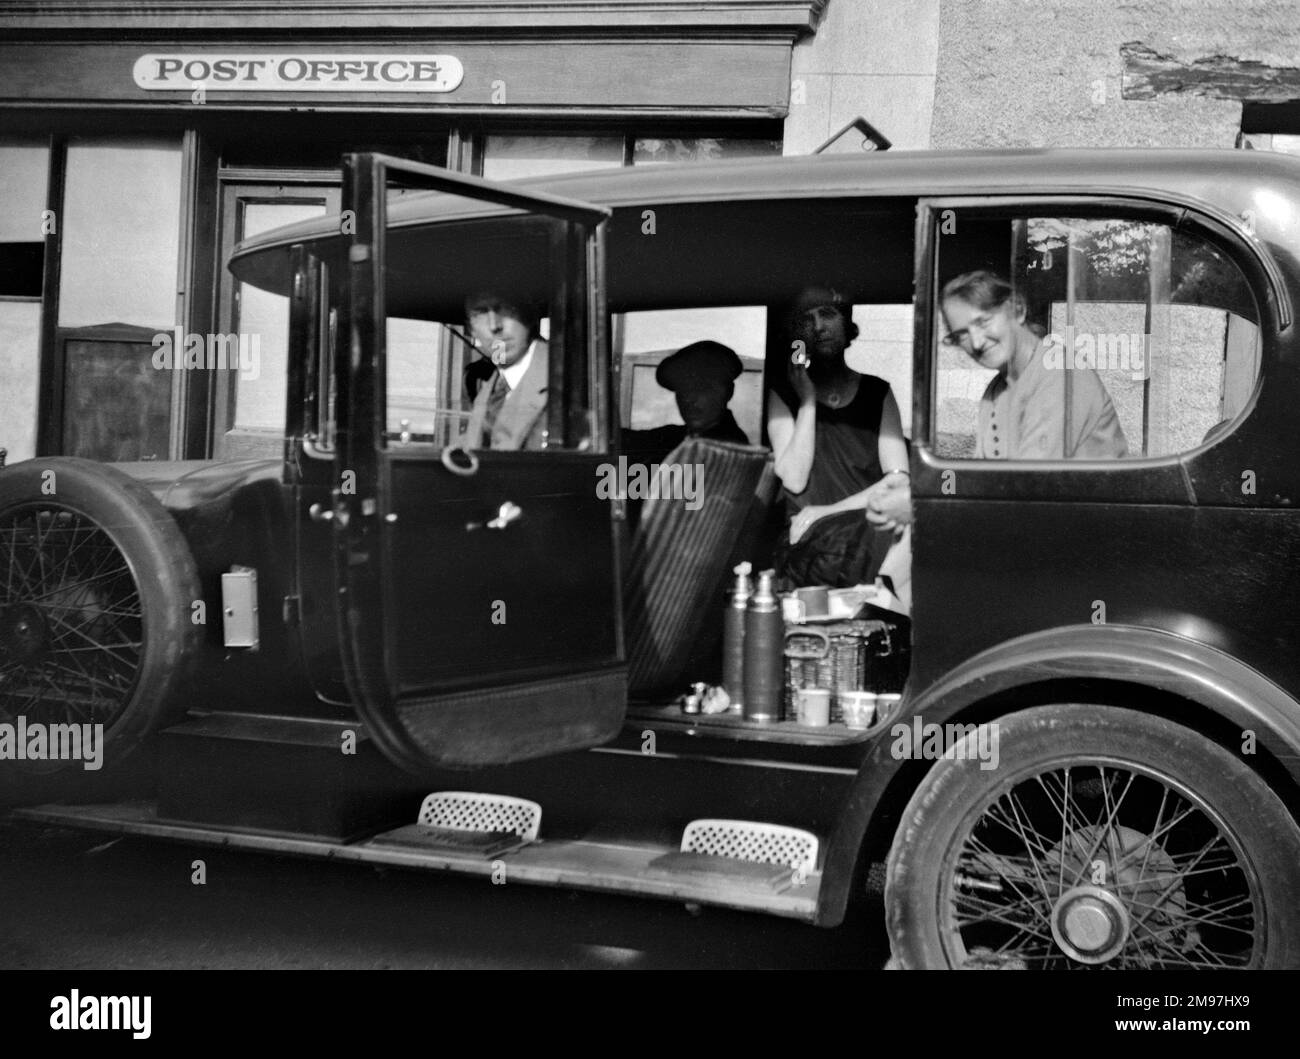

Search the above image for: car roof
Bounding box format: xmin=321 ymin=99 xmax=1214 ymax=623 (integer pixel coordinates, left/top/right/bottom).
xmin=228 ymin=148 xmax=1300 ymax=315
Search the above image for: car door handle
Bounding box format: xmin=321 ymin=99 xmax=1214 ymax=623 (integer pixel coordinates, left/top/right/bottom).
xmin=467 ymin=501 xmax=523 ymax=531
xmin=309 ymin=502 xmax=351 ymax=528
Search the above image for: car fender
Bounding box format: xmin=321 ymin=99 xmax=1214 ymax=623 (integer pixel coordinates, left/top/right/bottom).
xmin=815 ymin=622 xmax=1300 ymax=926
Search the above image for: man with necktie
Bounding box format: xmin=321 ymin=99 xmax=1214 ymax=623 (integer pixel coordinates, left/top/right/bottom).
xmin=459 ymin=290 xmax=550 ymax=451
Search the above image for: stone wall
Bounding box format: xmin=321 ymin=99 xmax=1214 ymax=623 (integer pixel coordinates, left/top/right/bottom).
xmin=929 ymin=0 xmax=1300 ymax=149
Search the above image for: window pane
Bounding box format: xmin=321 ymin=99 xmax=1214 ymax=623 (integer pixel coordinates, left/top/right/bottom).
xmin=0 ymin=302 xmax=42 ymax=461
xmin=0 ymin=138 xmax=49 ymax=298
xmin=933 ymin=212 xmax=1259 ymax=460
xmin=483 ymin=135 xmax=623 ymax=180
xmin=632 ymin=137 xmax=782 ymax=166
xmin=1243 ymin=132 xmax=1300 ymax=155
xmin=59 ymin=136 xmax=182 ymax=328
xmin=849 ymin=304 xmax=913 ymax=434
xmin=63 ymin=332 xmax=172 ymax=462
xmin=232 ymin=201 xmax=328 ymax=435
xmin=383 ymin=209 xmax=583 ymax=451
xmin=619 ymin=306 xmax=765 ymax=443
xmin=387 ymin=316 xmax=445 ymax=438
xmin=220 ymin=135 xmax=447 ymax=171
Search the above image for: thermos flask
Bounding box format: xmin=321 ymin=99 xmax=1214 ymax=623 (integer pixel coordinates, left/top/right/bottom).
xmin=722 ymin=561 xmax=752 ymax=714
xmin=743 ymin=569 xmax=784 ymax=722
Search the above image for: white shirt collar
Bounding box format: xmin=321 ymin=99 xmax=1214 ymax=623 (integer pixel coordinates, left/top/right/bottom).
xmin=499 ymin=340 xmax=537 ymax=391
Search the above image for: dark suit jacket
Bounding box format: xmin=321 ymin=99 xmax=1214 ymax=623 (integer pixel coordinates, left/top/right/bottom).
xmin=621 ymin=409 xmax=750 ymax=465
xmin=461 ymin=340 xmax=549 ymax=450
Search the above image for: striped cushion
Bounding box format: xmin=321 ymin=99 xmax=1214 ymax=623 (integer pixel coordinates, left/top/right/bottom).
xmin=624 ymin=438 xmax=773 ymax=694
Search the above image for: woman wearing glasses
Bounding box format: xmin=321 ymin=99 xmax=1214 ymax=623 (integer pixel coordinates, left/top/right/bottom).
xmin=940 ymin=270 xmax=1128 ymax=460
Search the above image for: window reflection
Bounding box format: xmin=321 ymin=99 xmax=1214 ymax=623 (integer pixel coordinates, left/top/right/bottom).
xmin=59 ymin=136 xmax=182 ymax=329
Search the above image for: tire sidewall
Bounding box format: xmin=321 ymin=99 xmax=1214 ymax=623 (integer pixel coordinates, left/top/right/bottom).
xmin=885 ymin=704 xmax=1300 ymax=969
xmin=0 ymin=458 xmax=202 ymax=789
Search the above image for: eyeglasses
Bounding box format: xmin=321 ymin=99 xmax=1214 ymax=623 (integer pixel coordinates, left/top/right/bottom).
xmin=941 ymin=311 xmax=996 ymax=348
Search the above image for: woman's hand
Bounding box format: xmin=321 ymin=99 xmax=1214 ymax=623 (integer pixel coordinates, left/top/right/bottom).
xmin=865 ymin=474 xmax=912 ymax=533
xmin=789 ymin=504 xmax=832 ymax=545
xmin=787 ymin=359 xmax=817 ymax=406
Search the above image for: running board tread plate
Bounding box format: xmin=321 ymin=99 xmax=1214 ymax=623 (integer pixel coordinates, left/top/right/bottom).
xmin=367 ymin=790 xmax=543 ymax=858
xmin=12 ymin=802 xmax=820 ymax=921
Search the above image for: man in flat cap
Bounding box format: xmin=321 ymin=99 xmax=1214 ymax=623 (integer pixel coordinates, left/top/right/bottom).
xmin=622 ymin=340 xmax=750 ymax=465
xmin=655 ymin=339 xmax=750 ymax=444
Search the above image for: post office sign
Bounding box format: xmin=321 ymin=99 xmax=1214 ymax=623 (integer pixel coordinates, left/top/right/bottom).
xmin=133 ymin=53 xmax=465 ymax=93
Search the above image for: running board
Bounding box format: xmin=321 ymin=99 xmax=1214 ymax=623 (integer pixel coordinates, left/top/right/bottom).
xmin=373 ymin=791 xmax=543 ymax=858
xmin=13 ymin=802 xmax=821 ymax=921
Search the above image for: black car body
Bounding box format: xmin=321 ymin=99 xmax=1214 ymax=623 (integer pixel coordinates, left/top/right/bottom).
xmin=4 ymin=148 xmax=1300 ymax=968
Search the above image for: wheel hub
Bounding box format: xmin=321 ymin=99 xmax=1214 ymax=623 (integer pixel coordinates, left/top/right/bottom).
xmin=1051 ymin=885 xmax=1130 ymax=964
xmin=1 ymin=602 xmax=50 ymax=664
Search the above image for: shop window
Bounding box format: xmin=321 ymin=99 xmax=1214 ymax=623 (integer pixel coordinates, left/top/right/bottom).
xmin=932 ymin=212 xmax=1260 ymax=460
xmin=219 ymin=134 xmax=447 ymax=172
xmin=632 ymin=136 xmax=782 ymax=166
xmin=0 ymin=243 xmax=42 ymax=299
xmin=0 ymin=137 xmax=49 ymax=462
xmin=0 ymin=137 xmax=48 ymax=298
xmin=483 ymin=133 xmax=783 ymax=181
xmin=58 ymin=136 xmax=182 ymax=329
xmin=483 ymin=135 xmax=624 ymax=180
xmin=59 ymin=324 xmax=172 ymax=462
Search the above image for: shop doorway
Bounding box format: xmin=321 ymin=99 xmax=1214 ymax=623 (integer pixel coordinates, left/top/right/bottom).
xmin=213 ymin=180 xmax=341 ymax=459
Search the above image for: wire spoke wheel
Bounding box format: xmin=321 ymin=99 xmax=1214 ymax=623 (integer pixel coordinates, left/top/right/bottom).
xmin=0 ymin=457 xmax=202 ymax=797
xmin=944 ymin=761 xmax=1260 ymax=968
xmin=1 ymin=504 xmax=145 ymax=727
xmin=885 ymin=705 xmax=1300 ymax=969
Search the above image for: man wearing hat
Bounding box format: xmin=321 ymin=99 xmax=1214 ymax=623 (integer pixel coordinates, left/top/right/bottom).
xmin=660 ymin=339 xmax=750 ymax=441
xmin=622 ymin=340 xmax=750 ymax=464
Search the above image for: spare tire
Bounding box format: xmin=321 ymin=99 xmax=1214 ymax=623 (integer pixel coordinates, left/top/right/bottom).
xmin=0 ymin=457 xmax=202 ymax=800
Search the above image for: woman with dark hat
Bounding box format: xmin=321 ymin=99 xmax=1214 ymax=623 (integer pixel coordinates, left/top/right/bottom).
xmin=766 ymin=284 xmax=912 ymax=597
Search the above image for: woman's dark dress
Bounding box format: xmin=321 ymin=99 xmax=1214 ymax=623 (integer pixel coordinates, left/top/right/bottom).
xmin=772 ymin=374 xmax=897 ymax=590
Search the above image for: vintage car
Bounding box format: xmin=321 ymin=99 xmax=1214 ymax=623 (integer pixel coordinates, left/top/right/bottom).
xmin=3 ymin=148 xmax=1300 ymax=969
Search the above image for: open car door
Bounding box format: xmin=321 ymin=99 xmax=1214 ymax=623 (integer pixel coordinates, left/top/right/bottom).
xmin=332 ymin=153 xmax=624 ymax=772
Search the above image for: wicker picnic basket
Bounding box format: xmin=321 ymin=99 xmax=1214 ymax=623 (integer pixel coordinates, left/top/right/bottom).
xmin=783 ymin=618 xmax=902 ymax=723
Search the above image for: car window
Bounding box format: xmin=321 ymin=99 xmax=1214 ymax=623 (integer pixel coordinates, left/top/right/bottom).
xmin=386 ymin=315 xmax=451 ymax=442
xmin=932 ymin=211 xmax=1261 ymax=460
xmin=849 ymin=303 xmax=913 ymax=435
xmin=617 ymin=306 xmax=766 ymax=444
xmin=379 ymin=210 xmax=591 ymax=453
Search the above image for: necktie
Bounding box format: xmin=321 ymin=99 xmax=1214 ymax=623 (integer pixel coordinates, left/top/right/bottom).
xmin=482 ymin=371 xmax=510 ymax=447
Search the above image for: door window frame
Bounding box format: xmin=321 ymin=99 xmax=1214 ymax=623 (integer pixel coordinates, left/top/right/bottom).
xmin=214 ymin=178 xmax=341 ymax=457
xmin=913 ymin=194 xmax=1280 ymax=506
